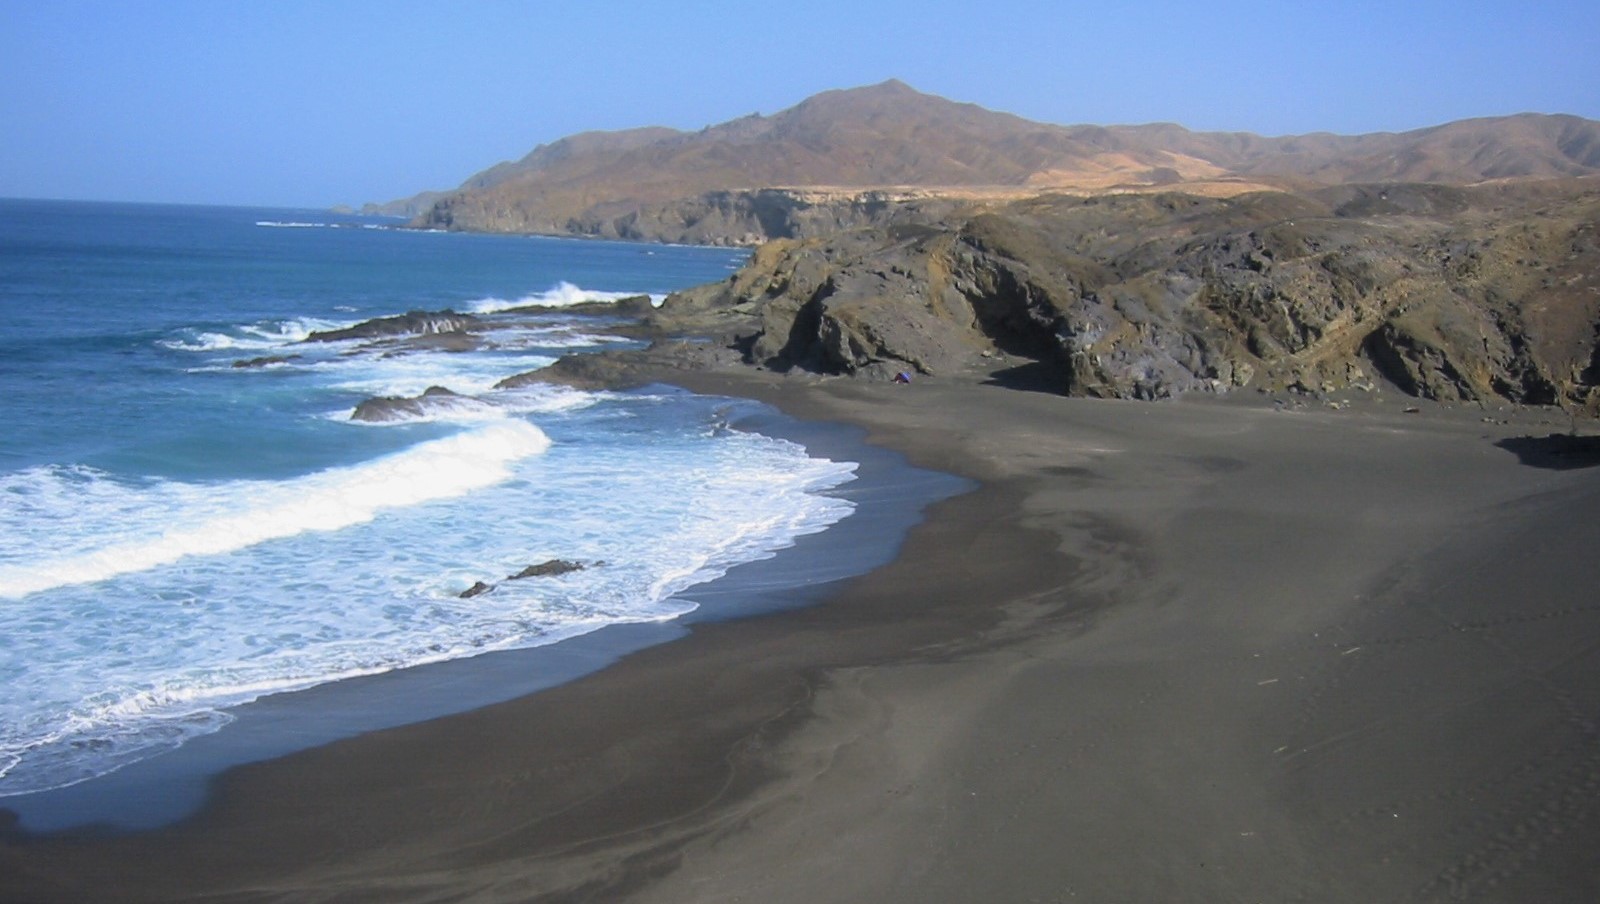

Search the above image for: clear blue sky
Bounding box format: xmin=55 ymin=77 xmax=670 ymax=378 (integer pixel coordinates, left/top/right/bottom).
xmin=3 ymin=0 xmax=1596 ymax=208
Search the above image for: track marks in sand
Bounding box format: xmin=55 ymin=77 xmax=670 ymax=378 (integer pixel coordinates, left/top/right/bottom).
xmin=1251 ymin=530 xmax=1600 ymax=900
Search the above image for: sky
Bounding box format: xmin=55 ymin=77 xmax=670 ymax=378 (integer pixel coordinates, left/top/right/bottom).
xmin=2 ymin=0 xmax=1597 ymax=209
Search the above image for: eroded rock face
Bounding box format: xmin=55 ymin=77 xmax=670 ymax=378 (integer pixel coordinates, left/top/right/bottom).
xmin=641 ymin=183 xmax=1600 ymax=408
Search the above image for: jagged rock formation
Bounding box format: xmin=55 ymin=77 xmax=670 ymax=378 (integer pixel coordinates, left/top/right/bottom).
xmin=633 ymin=180 xmax=1600 ymax=409
xmin=379 ymin=81 xmax=1600 ymax=246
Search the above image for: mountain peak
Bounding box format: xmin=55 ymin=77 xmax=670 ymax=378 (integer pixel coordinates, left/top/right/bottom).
xmin=859 ymin=77 xmax=916 ymax=93
xmin=399 ymin=82 xmax=1600 ymax=243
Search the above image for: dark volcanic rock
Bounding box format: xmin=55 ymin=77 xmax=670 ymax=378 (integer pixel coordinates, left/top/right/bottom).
xmin=500 ymin=294 xmax=657 ymax=317
xmin=635 ymin=183 xmax=1600 ymax=409
xmin=495 ymin=342 xmax=748 ymax=392
xmin=458 ymin=561 xmax=589 ymax=601
xmin=306 ymin=310 xmax=480 ymax=342
xmin=232 ymin=354 xmax=301 ymax=368
xmin=350 ymin=386 xmax=466 ymax=422
xmin=508 ymin=559 xmax=587 ymax=580
xmin=389 ymin=331 xmax=485 ymax=353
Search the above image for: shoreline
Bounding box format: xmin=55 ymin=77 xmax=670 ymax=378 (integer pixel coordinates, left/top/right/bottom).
xmin=5 ymin=369 xmax=1600 ymax=902
xmin=0 ymin=391 xmax=966 ymax=835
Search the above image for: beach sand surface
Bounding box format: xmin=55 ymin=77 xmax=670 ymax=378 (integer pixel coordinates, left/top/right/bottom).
xmin=4 ymin=373 xmax=1599 ymax=903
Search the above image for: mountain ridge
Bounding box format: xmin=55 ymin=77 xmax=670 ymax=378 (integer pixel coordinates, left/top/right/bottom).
xmin=365 ymin=81 xmax=1600 ymax=243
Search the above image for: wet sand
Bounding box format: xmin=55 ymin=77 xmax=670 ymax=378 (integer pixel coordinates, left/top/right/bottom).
xmin=5 ymin=372 xmax=1600 ymax=902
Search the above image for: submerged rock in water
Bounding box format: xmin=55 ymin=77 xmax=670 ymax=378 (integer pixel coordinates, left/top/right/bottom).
xmin=306 ymin=310 xmax=481 ymax=342
xmin=459 ymin=561 xmax=587 ymax=599
xmin=232 ymin=354 xmax=301 ymax=368
xmin=350 ymin=386 xmax=464 ymax=422
xmin=508 ymin=559 xmax=587 ymax=580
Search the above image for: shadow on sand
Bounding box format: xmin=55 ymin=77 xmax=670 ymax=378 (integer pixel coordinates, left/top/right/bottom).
xmin=1496 ymin=433 xmax=1600 ymax=470
xmin=983 ymin=360 xmax=1066 ymax=395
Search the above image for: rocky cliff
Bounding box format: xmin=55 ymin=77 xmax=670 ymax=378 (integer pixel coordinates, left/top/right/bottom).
xmin=637 ymin=180 xmax=1600 ymax=410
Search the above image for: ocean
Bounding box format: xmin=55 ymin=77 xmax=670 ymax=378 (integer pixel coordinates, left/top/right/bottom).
xmin=0 ymin=199 xmax=884 ymax=824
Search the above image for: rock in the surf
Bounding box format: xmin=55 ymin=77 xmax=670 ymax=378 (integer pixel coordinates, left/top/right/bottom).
xmin=350 ymin=385 xmax=464 ymax=422
xmin=306 ymin=310 xmax=481 ymax=342
xmin=507 ymin=559 xmax=587 ymax=580
xmin=231 ymin=354 xmax=301 ymax=368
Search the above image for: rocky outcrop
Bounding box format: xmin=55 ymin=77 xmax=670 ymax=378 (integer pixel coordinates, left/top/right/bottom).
xmin=231 ymin=354 xmax=300 ymax=368
xmin=495 ymin=342 xmax=750 ymax=392
xmin=509 ymin=560 xmax=587 ymax=580
xmin=628 ymin=182 xmax=1600 ymax=409
xmin=350 ymin=386 xmax=469 ymax=423
xmin=306 ymin=310 xmax=480 ymax=343
xmin=497 ymin=294 xmax=656 ymax=316
xmin=457 ymin=560 xmax=593 ymax=600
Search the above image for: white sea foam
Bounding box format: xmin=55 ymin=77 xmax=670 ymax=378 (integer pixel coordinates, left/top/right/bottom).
xmin=0 ymin=418 xmax=857 ymax=798
xmin=159 ymin=316 xmax=351 ymax=352
xmin=313 ymin=350 xmax=559 ymax=398
xmin=341 ymin=384 xmax=603 ymax=426
xmin=468 ymin=281 xmax=662 ymax=314
xmin=254 ymin=220 xmax=328 ymax=228
xmin=0 ymin=421 xmax=552 ymax=598
xmin=485 ymin=326 xmax=632 ymax=350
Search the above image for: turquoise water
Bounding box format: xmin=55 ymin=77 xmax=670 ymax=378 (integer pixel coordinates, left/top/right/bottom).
xmin=0 ymin=200 xmax=860 ymax=800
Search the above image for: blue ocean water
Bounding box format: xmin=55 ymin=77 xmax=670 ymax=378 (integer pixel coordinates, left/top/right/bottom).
xmin=0 ymin=199 xmax=859 ymax=801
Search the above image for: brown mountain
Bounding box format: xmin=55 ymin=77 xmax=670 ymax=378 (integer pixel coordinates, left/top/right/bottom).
xmin=387 ymin=80 xmax=1600 ymax=244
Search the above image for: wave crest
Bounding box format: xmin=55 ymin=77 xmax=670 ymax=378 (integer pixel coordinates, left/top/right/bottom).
xmin=0 ymin=421 xmax=552 ymax=598
xmin=468 ymin=281 xmax=663 ymax=314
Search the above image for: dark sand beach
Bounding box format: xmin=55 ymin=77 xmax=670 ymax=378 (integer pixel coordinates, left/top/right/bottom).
xmin=4 ymin=371 xmax=1600 ymax=903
